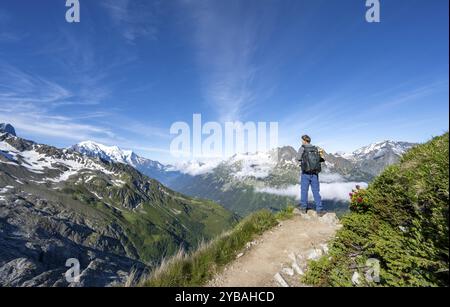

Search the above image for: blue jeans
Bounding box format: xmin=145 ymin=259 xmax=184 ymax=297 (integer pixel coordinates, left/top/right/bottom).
xmin=300 ymin=173 xmax=323 ymax=212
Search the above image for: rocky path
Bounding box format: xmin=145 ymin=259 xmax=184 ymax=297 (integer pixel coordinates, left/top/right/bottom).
xmin=207 ymin=210 xmax=341 ymax=287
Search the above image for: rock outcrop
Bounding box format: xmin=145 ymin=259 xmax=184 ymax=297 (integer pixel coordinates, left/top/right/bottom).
xmin=0 ymin=123 xmax=16 ymax=136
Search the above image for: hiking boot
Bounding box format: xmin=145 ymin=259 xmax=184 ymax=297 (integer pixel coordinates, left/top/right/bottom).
xmin=300 ymin=207 xmax=309 ymax=214
xmin=297 ymin=205 xmax=306 ymax=214
xmin=317 ymin=211 xmax=327 ymax=217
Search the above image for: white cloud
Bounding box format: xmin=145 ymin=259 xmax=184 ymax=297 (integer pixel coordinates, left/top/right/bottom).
xmin=256 ymin=177 xmax=368 ymax=201
xmin=231 ymin=151 xmax=276 ymax=179
xmin=168 ymin=159 xmax=223 ymax=176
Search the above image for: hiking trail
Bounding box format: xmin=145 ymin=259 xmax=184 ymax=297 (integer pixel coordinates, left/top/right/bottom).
xmin=207 ymin=210 xmax=342 ymax=287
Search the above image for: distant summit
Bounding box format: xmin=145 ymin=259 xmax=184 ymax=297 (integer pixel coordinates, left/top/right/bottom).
xmin=71 ymin=140 xmax=136 ymax=165
xmin=70 ymin=140 xmax=178 ymax=184
xmin=0 ymin=123 xmax=16 ymax=136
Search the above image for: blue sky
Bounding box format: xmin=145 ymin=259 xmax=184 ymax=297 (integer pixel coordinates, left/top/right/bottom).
xmin=0 ymin=0 xmax=448 ymax=163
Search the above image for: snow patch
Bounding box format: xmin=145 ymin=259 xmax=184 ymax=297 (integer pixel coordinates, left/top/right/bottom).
xmin=1 ymin=140 xmax=114 ymax=183
xmin=112 ymin=179 xmax=126 ymax=187
xmin=0 ymin=186 xmax=13 ymax=194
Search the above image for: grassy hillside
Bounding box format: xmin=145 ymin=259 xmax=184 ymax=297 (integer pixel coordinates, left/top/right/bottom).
xmin=303 ymin=133 xmax=449 ymax=286
xmin=56 ymin=166 xmax=240 ymax=264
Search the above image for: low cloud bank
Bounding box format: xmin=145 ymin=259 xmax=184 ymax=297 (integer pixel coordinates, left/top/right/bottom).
xmin=256 ymin=179 xmax=368 ymax=201
xmin=168 ymin=159 xmax=222 ymax=176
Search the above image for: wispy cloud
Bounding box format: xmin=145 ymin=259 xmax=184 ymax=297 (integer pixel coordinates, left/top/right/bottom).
xmin=367 ymin=79 xmax=448 ymax=113
xmin=0 ymin=64 xmax=72 ymax=106
xmin=101 ymin=0 xmax=159 ymax=43
xmin=119 ymin=121 xmax=172 ymax=140
xmin=0 ymin=108 xmax=115 ymax=142
xmin=0 ymin=101 xmax=172 ymax=154
xmin=278 ymin=77 xmax=449 ymax=150
xmin=0 ymin=64 xmax=113 ymax=142
xmin=182 ymin=1 xmax=278 ymax=122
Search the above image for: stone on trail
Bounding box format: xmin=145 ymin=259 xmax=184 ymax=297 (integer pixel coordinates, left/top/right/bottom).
xmin=306 ymin=248 xmax=323 ymax=260
xmin=274 ymin=273 xmax=290 ymax=287
xmin=319 ymin=213 xmax=339 ymax=225
xmin=352 ymin=271 xmax=361 ymax=285
xmin=307 ymin=210 xmax=318 ymax=218
xmin=282 ymin=267 xmax=295 ymax=276
xmin=300 ymin=213 xmax=311 ymax=220
xmin=288 ymin=252 xmax=297 ymax=262
xmin=292 ymin=263 xmax=304 ymax=275
xmin=319 ymin=243 xmax=329 ymax=254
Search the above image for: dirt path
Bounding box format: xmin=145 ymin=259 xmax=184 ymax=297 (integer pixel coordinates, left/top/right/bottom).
xmin=207 ymin=210 xmax=341 ymax=287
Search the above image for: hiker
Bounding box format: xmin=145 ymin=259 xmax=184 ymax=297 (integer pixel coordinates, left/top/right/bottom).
xmin=297 ymin=135 xmax=325 ymax=216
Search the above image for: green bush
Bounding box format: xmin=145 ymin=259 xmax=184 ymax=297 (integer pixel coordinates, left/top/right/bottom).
xmin=349 ymin=186 xmax=370 ymax=212
xmin=303 ymin=133 xmax=449 ymax=287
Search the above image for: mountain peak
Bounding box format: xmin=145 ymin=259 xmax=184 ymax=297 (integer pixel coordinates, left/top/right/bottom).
xmin=352 ymin=140 xmax=415 ymax=157
xmin=71 ymin=141 xmax=135 ymax=165
xmin=0 ymin=123 xmax=16 ymax=136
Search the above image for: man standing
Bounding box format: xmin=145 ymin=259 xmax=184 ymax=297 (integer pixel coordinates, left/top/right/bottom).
xmin=297 ymin=135 xmax=325 ymax=215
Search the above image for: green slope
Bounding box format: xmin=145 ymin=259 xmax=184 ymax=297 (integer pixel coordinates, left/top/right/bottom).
xmin=303 ymin=133 xmax=449 ymax=287
xmin=53 ymin=164 xmax=239 ymax=264
xmin=0 ymin=134 xmax=239 ymax=268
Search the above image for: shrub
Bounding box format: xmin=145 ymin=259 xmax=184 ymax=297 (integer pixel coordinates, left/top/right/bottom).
xmin=349 ymin=185 xmax=370 ymax=212
xmin=303 ymin=133 xmax=449 ymax=287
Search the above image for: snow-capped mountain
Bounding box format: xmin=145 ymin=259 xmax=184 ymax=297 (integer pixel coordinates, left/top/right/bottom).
xmin=164 ymin=141 xmax=417 ymax=215
xmin=1 ymin=136 xmax=115 ymax=185
xmin=71 ymin=141 xmax=164 ymax=169
xmin=170 ymin=150 xmax=281 ymax=178
xmin=331 ymin=141 xmax=417 ymax=178
xmin=70 ymin=138 xmax=417 ymax=216
xmin=72 ymin=141 xmax=134 ymax=164
xmin=0 ymin=125 xmax=236 ymax=287
xmin=70 ymin=141 xmax=179 ymax=184
xmin=335 ymin=141 xmax=416 ymax=161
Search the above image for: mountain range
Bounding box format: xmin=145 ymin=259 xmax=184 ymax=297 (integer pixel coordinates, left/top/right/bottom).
xmin=0 ymin=125 xmax=237 ymax=286
xmin=0 ymin=123 xmax=418 ymax=286
xmin=71 ymin=139 xmax=417 ymax=216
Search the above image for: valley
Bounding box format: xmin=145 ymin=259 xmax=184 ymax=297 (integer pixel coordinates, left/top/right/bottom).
xmin=72 ymin=138 xmax=417 ymax=216
xmin=0 ymin=127 xmax=237 ymax=286
xmin=0 ymin=123 xmax=419 ymax=286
